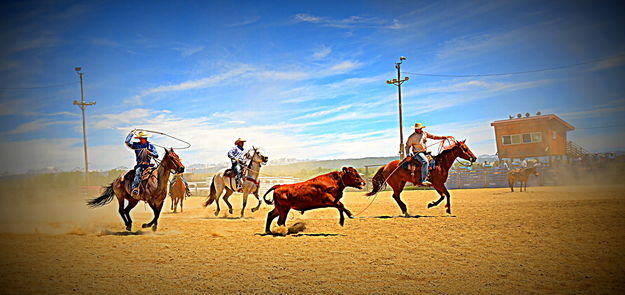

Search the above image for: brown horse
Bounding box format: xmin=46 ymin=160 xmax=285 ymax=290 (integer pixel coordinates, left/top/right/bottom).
xmin=507 ymin=167 xmax=538 ymax=192
xmin=169 ymin=174 xmax=189 ymax=213
xmin=87 ymin=148 xmax=185 ymax=231
xmin=366 ymin=140 xmax=477 ymax=215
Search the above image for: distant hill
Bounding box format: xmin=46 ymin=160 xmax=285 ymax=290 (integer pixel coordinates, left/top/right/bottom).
xmin=261 ymin=156 xmax=398 ymax=177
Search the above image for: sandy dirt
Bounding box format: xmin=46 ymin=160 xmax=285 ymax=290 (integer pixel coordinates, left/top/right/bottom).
xmin=0 ymin=185 xmax=624 ymax=294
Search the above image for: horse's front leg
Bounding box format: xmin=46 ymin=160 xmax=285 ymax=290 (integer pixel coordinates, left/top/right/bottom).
xmin=240 ymin=191 xmax=249 ymax=217
xmin=428 ymin=186 xmax=446 ymax=209
xmin=143 ymin=202 xmax=163 ymax=231
xmin=442 ymin=186 xmax=452 ymax=214
xmin=251 ymin=190 xmax=262 ymax=213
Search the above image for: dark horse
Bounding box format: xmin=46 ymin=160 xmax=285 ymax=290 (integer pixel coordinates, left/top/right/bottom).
xmin=507 ymin=167 xmax=538 ymax=192
xmin=87 ymin=148 xmax=185 ymax=231
xmin=366 ymin=140 xmax=477 ymax=215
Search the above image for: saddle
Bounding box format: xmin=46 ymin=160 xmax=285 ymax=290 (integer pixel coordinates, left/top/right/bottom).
xmin=123 ymin=166 xmax=156 ymax=196
xmin=402 ymin=153 xmax=437 ymax=171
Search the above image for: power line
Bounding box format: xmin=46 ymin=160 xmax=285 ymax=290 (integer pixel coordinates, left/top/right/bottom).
xmin=402 ymin=53 xmax=625 ymax=78
xmin=0 ymin=81 xmax=78 ymax=90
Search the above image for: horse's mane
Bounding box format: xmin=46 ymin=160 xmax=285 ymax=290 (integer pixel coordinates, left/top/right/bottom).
xmin=434 ymin=142 xmax=460 ymax=159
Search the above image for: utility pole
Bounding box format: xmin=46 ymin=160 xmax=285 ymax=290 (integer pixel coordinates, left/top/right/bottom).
xmin=72 ymin=67 xmax=96 ymax=183
xmin=386 ymin=56 xmax=409 ymax=159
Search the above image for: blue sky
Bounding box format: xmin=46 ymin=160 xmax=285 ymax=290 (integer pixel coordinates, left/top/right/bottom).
xmin=1 ymin=0 xmax=624 ymax=173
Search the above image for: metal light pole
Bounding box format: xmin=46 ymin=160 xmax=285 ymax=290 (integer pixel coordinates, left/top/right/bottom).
xmin=72 ymin=67 xmax=96 ymax=183
xmin=386 ymin=56 xmax=409 ymax=159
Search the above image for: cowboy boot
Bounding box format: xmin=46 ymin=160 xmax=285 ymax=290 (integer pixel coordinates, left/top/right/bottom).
xmin=131 ymin=187 xmax=140 ymax=199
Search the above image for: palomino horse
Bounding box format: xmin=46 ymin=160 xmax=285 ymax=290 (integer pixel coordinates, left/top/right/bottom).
xmin=203 ymin=147 xmax=268 ymax=217
xmin=366 ymin=140 xmax=477 ymax=215
xmin=87 ymin=148 xmax=185 ymax=231
xmin=508 ymin=167 xmax=538 ymax=192
xmin=169 ymin=174 xmax=189 ymax=213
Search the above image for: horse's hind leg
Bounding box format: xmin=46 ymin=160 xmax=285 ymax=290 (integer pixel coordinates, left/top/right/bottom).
xmin=180 ymin=197 xmax=183 ymax=213
xmin=391 ymin=181 xmax=409 ymax=216
xmin=117 ymin=196 xmax=129 ymax=230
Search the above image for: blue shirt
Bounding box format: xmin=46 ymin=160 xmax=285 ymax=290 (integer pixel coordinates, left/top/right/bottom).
xmin=125 ymin=133 xmax=158 ymax=165
xmin=227 ymin=145 xmax=245 ymax=164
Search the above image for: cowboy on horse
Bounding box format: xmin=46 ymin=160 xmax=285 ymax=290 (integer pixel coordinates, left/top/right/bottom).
xmin=125 ymin=129 xmax=159 ymax=197
xmin=405 ymin=122 xmax=449 ymax=186
xmin=228 ymin=138 xmax=247 ymax=190
xmin=170 ymin=173 xmax=191 ymax=197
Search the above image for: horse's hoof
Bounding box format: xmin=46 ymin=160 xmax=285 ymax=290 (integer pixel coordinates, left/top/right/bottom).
xmin=446 ymin=209 xmax=451 ymax=214
xmin=427 ymin=203 xmax=434 ymax=208
xmin=142 ymin=223 xmax=150 ymax=228
xmin=403 ymin=212 xmax=410 ymax=217
xmin=251 ymin=208 xmax=258 ymax=212
xmin=228 ymin=209 xmax=233 ymax=215
xmin=214 ymin=211 xmax=219 ymax=217
xmin=126 ymin=225 xmax=132 ymax=232
xmin=151 ymin=225 xmax=157 ymax=232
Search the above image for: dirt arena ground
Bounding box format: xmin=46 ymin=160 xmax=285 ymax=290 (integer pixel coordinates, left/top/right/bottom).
xmin=0 ymin=185 xmax=624 ymax=294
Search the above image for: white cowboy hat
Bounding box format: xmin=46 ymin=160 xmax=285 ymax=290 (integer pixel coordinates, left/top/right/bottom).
xmin=235 ymin=138 xmax=246 ymax=144
xmin=134 ymin=131 xmax=151 ymax=138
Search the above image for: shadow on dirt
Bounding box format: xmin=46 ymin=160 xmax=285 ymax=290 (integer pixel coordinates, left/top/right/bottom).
xmin=98 ymin=229 xmax=147 ymax=236
xmin=198 ymin=216 xmax=252 ymax=220
xmin=355 ymin=214 xmax=457 ymax=219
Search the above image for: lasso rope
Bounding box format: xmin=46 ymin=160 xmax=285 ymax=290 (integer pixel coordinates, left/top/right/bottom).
xmin=133 ymin=128 xmax=191 ymax=150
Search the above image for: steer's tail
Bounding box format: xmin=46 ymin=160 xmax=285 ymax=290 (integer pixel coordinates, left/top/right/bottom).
xmin=87 ymin=183 xmax=115 ymax=208
xmin=366 ymin=166 xmax=387 ymax=197
xmin=262 ymin=185 xmax=281 ymax=205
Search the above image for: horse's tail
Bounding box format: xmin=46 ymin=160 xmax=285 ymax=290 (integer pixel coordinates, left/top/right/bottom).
xmin=203 ymin=178 xmax=218 ymax=207
xmin=87 ymin=184 xmax=115 ymax=208
xmin=263 ymin=185 xmax=280 ymax=205
xmin=366 ymin=166 xmax=387 ymax=196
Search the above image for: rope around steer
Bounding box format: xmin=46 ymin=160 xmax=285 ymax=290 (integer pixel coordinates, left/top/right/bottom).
xmin=133 ymin=128 xmax=191 ymax=150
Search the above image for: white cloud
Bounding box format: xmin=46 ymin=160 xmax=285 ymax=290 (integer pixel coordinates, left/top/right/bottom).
xmin=8 ymin=118 xmax=76 ymax=134
xmin=312 ymin=45 xmax=332 ymax=59
xmin=293 ymin=13 xmax=394 ymax=29
xmin=224 ymin=16 xmax=261 ymax=27
xmin=129 ymin=67 xmax=252 ymax=104
xmin=589 ymin=54 xmax=625 ymax=71
xmin=174 ymin=46 xmax=204 ymax=57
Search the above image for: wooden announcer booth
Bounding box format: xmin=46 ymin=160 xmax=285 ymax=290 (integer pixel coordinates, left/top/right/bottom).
xmin=491 ymin=113 xmax=574 ymax=162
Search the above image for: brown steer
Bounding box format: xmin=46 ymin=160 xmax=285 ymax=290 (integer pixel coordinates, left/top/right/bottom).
xmin=262 ymin=167 xmax=366 ymax=234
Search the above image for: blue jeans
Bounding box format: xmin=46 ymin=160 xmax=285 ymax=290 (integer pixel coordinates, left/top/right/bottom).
xmin=133 ymin=164 xmax=149 ymax=191
xmin=415 ymin=152 xmax=429 ymax=182
xmin=232 ymin=162 xmax=241 ymax=187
